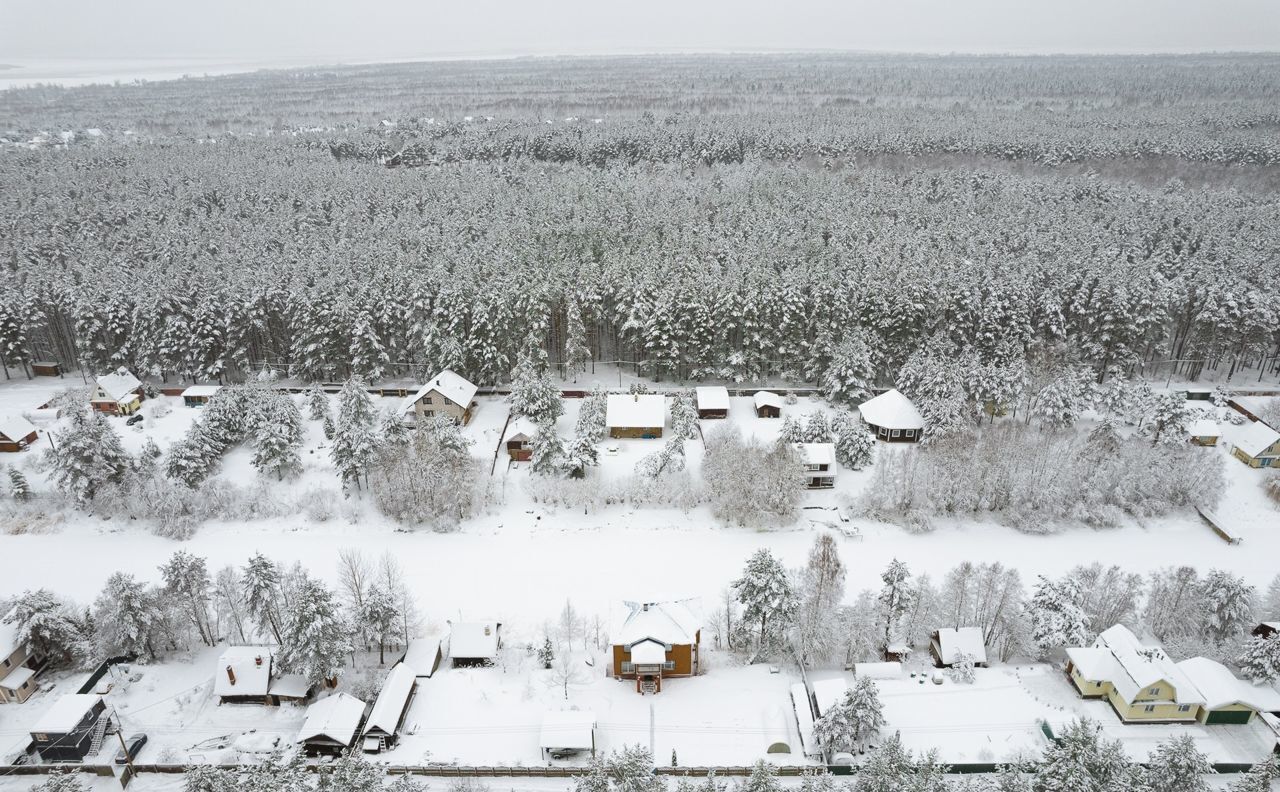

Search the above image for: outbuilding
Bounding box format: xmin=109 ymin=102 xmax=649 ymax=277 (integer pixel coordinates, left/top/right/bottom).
xmin=297 ymin=693 xmax=367 ymax=756
xmin=362 ymin=663 xmax=418 ymax=752
xmin=1176 ymin=657 xmax=1280 ymax=725
xmin=401 ymin=369 xmax=478 ymax=425
xmin=694 ymin=386 xmax=730 ymax=419
xmin=753 ymin=391 xmax=782 ymax=418
xmin=90 ymin=369 xmax=144 ymax=415
xmin=857 ymin=389 xmax=924 ymax=442
xmin=0 ymin=414 xmax=37 ymax=452
xmin=797 ymin=442 xmax=837 ymax=489
xmin=504 ymin=417 xmax=537 ymax=462
xmin=448 ymin=621 xmax=502 ymax=667
xmin=1187 ymin=419 xmax=1222 ymax=446
xmin=403 ymin=637 xmax=445 ymax=677
xmin=930 ymin=627 xmax=988 ymax=668
xmin=30 ymin=694 xmax=110 ymax=762
xmin=605 ymin=394 xmax=665 ymax=439
xmin=539 ymin=710 xmax=596 ymax=759
xmin=181 ymin=385 xmax=221 ymax=407
xmin=31 ymin=362 xmax=62 ymax=377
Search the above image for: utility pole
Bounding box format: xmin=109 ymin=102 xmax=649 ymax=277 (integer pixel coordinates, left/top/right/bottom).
xmin=112 ymin=709 xmax=135 ymax=786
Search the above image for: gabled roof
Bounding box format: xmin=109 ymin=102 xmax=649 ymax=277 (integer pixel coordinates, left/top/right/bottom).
xmin=33 ymin=694 xmax=101 ymax=733
xmin=611 ymin=600 xmax=701 ymax=647
xmin=1187 ymin=419 xmax=1221 ymax=438
xmin=297 ymin=692 xmax=366 ymax=745
xmin=0 ymin=665 xmax=36 ymax=692
xmin=934 ymin=627 xmax=987 ymax=665
xmin=449 ymin=621 xmax=501 ymax=659
xmin=605 ymin=394 xmax=665 ymax=429
xmin=1087 ymin=625 xmax=1203 ymax=706
xmin=504 ymin=416 xmax=538 ymax=443
xmin=214 ymin=646 xmax=273 ymax=698
xmin=797 ymin=442 xmax=836 ymax=467
xmin=401 ymin=369 xmax=478 ymax=413
xmin=1233 ymin=420 xmax=1280 ymax=458
xmin=94 ymin=370 xmax=142 ymax=402
xmin=858 ymin=389 xmax=924 ymax=431
xmin=629 ymin=639 xmax=668 ymax=665
xmin=268 ymin=674 xmax=311 ymax=700
xmin=539 ymin=710 xmax=596 ymax=751
xmin=695 ymin=386 xmax=730 ymax=411
xmin=1176 ymin=657 xmax=1280 ymax=712
xmin=0 ymin=414 xmax=37 ymax=442
xmin=181 ymin=385 xmax=221 ymax=398
xmin=811 ymin=677 xmax=849 ymax=717
xmin=363 ymin=663 xmax=417 ymax=737
xmin=0 ymin=609 xmax=19 ymax=657
xmin=753 ymin=391 xmax=783 ymax=410
xmin=404 ymin=637 xmax=444 ymax=677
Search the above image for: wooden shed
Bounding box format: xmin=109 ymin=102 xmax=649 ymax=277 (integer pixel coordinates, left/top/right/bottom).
xmin=0 ymin=415 xmax=38 ymax=452
xmin=695 ymin=386 xmax=730 ymax=419
xmin=753 ymin=391 xmax=782 ymax=418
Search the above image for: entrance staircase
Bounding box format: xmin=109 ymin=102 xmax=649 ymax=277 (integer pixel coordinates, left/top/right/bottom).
xmin=87 ymin=717 xmax=110 ymax=757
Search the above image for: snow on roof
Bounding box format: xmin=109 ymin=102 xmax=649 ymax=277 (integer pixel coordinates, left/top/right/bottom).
xmin=94 ymin=370 xmax=141 ymax=402
xmin=1187 ymin=419 xmax=1221 ymax=438
xmin=1091 ymin=625 xmax=1203 ymax=706
xmin=539 ymin=710 xmax=596 ymax=750
xmin=364 ymin=663 xmax=417 ymax=737
xmin=798 ymin=442 xmax=836 ymax=467
xmin=1067 ymin=647 xmax=1126 ymax=684
xmin=268 ymin=674 xmax=311 ymax=700
xmin=1232 ymin=420 xmax=1280 ymax=458
xmin=858 ymin=389 xmax=925 ymax=431
xmin=401 ymin=369 xmax=478 ymax=413
xmin=629 ymin=639 xmax=668 ymax=665
xmin=0 ymin=414 xmax=37 ymax=441
xmin=214 ymin=646 xmax=273 ymax=698
xmin=753 ymin=391 xmax=783 ymax=410
xmin=0 ymin=609 xmax=20 ymax=655
xmin=0 ymin=665 xmax=36 ymax=691
xmin=297 ymin=692 xmax=366 ymax=745
xmin=790 ymin=683 xmax=819 ymax=757
xmin=449 ymin=622 xmax=501 ymax=659
xmin=853 ymin=662 xmax=902 ymax=679
xmin=605 ymin=394 xmax=665 ymax=429
xmin=504 ymin=416 xmax=538 ymax=443
xmin=404 ymin=637 xmax=443 ymax=677
xmin=33 ymin=694 xmax=101 ymax=733
xmin=812 ymin=677 xmax=849 ymax=717
xmin=1176 ymin=657 xmax=1280 ymax=712
xmin=611 ymin=600 xmax=702 ymax=647
xmin=934 ymin=627 xmax=988 ymax=665
xmin=181 ymin=385 xmax=221 ymax=398
xmin=695 ymin=386 xmax=730 ymax=411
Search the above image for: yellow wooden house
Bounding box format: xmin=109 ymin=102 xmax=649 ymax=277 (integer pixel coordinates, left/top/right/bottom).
xmin=1229 ymin=420 xmax=1280 ymax=468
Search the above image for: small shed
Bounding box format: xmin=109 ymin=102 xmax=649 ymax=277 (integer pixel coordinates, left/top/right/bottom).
xmin=1252 ymin=622 xmax=1279 ymax=639
xmin=362 ymin=663 xmax=418 ymax=752
xmin=858 ymin=389 xmax=924 ymax=442
xmin=181 ymin=385 xmax=221 ymax=407
xmin=695 ymin=386 xmax=730 ymax=419
xmin=403 ymin=637 xmax=445 ymax=677
xmin=539 ymin=710 xmax=596 ymax=759
xmin=267 ymin=674 xmax=312 ymax=705
xmin=504 ymin=417 xmax=537 ymax=462
xmin=798 ymin=442 xmax=837 ymax=489
xmin=930 ymin=627 xmax=988 ymax=668
xmin=31 ymin=361 xmax=61 ymax=377
xmin=297 ymin=692 xmax=367 ymax=756
xmin=448 ymin=621 xmax=501 ymax=666
xmin=753 ymin=391 xmax=783 ymax=418
xmin=1187 ymin=418 xmax=1222 ymax=446
xmin=606 ymin=394 xmax=665 ymax=439
xmin=0 ymin=414 xmax=38 ymax=452
xmin=761 ymin=706 xmax=792 ymax=755
xmin=31 ymin=694 xmax=108 ymax=762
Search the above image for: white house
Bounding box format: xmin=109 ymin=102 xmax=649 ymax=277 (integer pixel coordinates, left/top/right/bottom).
xmin=797 ymin=442 xmax=837 ymax=489
xmin=362 ymin=663 xmax=418 ymax=752
xmin=90 ymin=369 xmax=144 ymax=415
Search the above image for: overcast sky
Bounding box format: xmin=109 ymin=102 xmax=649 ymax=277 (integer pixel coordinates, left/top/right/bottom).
xmin=2 ymin=0 xmax=1278 ymax=61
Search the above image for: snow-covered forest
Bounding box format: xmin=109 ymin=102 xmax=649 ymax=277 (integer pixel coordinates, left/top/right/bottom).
xmin=1 ymin=54 xmax=1279 ymax=387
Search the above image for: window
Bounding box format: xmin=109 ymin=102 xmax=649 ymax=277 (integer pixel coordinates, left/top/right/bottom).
xmin=1148 ymin=687 xmax=1161 ymax=695
xmin=34 ymin=734 xmax=48 ymax=742
xmin=878 ymin=427 xmax=888 ymax=437
xmin=424 ymin=397 xmax=433 ymax=405
xmin=620 ymin=662 xmax=634 ymax=674
xmin=891 ymin=429 xmax=901 ymax=438
xmin=424 ymin=410 xmax=435 ymax=417
xmin=905 ymin=429 xmax=916 ymax=438
xmin=1144 ymin=705 xmax=1156 ymax=713
xmin=663 ymin=661 xmax=676 ymax=671
xmin=1178 ymin=705 xmax=1191 ymax=712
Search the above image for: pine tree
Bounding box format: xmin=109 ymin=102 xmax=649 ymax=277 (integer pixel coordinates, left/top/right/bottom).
xmin=575 ymin=385 xmax=609 ymax=441
xmin=4 ymin=589 xmax=91 ymax=668
xmin=306 ymin=383 xmax=331 ymax=421
xmin=821 ymin=330 xmax=876 ymax=407
xmin=278 ymin=576 xmax=352 ymax=687
xmin=1151 ymin=393 xmax=1193 ymax=445
xmin=564 ymin=298 xmax=592 ymax=382
xmin=360 ymin=583 xmax=401 ymax=665
xmin=531 ymin=422 xmax=566 ymax=476
xmin=1037 ymin=719 xmax=1140 ymax=792
xmin=380 ymin=407 xmax=410 ymax=446
xmin=738 ymin=761 xmax=782 ymax=792
xmin=733 ymin=549 xmax=798 ymax=656
xmin=348 ymin=312 xmax=389 ymax=381
xmin=331 ymin=377 xmax=379 ymax=492
xmin=779 ymin=415 xmax=806 ymax=444
xmin=8 ymin=465 xmax=31 ymax=502
xmin=242 ymin=553 xmax=284 ymax=643
xmin=251 ymin=393 xmax=304 ymax=480
xmin=93 ymin=572 xmax=164 ymax=659
xmin=510 ymin=346 xmax=564 ymax=424
xmin=831 ymin=411 xmax=875 ymax=470
xmin=1029 ymin=576 xmax=1088 ymax=656
xmin=315 ymin=752 xmax=386 ymax=792
xmin=47 ymin=408 xmax=130 ymax=503
xmin=562 ymin=434 xmax=599 ymax=479
xmin=538 ymin=636 xmax=555 ymax=669
xmin=1200 ymin=569 xmax=1254 ymax=645
xmin=1144 ymin=734 xmax=1213 ymax=792
xmin=877 ymin=559 xmax=915 ymax=651
xmin=1227 ymin=758 xmax=1279 ymax=792
xmin=813 ymin=677 xmax=885 ymax=755
xmin=165 ymin=423 xmax=224 ymax=488
xmin=803 ymin=411 xmax=831 ymax=443
xmin=160 ymin=550 xmax=215 ymax=646
xmin=1237 ymin=634 xmax=1280 ymax=683
xmin=669 ymin=391 xmax=699 ymax=440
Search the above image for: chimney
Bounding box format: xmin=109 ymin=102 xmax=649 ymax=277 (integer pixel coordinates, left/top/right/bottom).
xmin=483 ymin=625 xmax=491 ymax=636
xmin=226 ymin=665 xmax=237 ymax=686
xmin=254 ymin=655 xmax=263 ymax=667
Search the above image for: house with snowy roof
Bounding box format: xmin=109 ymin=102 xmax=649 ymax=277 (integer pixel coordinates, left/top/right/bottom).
xmin=0 ymin=609 xmax=44 ymax=704
xmin=181 ymin=384 xmax=221 ymax=407
xmin=797 ymin=442 xmax=837 ymax=489
xmin=610 ymin=599 xmax=701 ymax=694
xmin=695 ymin=386 xmax=730 ymax=419
xmin=605 ymin=393 xmax=665 ymax=439
xmin=297 ymin=692 xmax=368 ymax=756
xmin=1228 ymin=420 xmax=1280 ymax=468
xmin=90 ymin=369 xmax=144 ymax=415
xmin=857 ymin=389 xmax=924 ymax=442
xmin=214 ymin=646 xmax=311 ymax=706
xmin=1065 ymin=625 xmax=1204 ymax=723
xmin=929 ymin=627 xmax=988 ymax=668
xmin=448 ymin=621 xmax=501 ymax=667
xmin=503 ymin=416 xmax=537 ymax=461
xmin=1175 ymin=656 xmax=1280 ymax=724
xmin=1186 ymin=418 xmax=1222 ymax=446
xmin=30 ymin=694 xmax=111 ymax=761
xmin=753 ymin=391 xmax=782 ymax=418
xmin=361 ymin=663 xmax=418 ymax=752
xmin=0 ymin=414 xmax=38 ymax=453
xmin=400 ymin=369 xmax=478 ymax=425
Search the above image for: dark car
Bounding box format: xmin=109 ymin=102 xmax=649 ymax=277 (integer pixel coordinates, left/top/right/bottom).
xmin=125 ymin=414 xmax=144 ymax=426
xmin=115 ymin=733 xmax=148 ymax=764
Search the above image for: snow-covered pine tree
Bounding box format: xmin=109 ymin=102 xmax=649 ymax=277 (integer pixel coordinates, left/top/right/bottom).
xmin=636 ymin=436 xmax=685 ymax=478
xmin=160 ymin=550 xmax=215 ymax=646
xmin=1037 ymin=719 xmax=1140 ymax=792
xmin=331 ymin=377 xmax=379 ymax=492
xmin=564 ymin=298 xmax=592 ymax=382
xmin=164 ymin=423 xmax=224 ymax=488
xmin=877 ymin=559 xmax=915 ymax=651
xmin=7 ymin=465 xmax=31 ymax=502
xmin=531 ymin=421 xmax=566 ymax=476
xmin=1227 ymin=758 xmax=1279 ymax=792
xmin=1029 ymin=575 xmax=1088 ymax=656
xmin=820 ymin=330 xmax=877 ymax=407
xmin=360 ymin=583 xmax=401 ymax=665
xmin=538 ymin=636 xmax=554 ymax=668
xmin=575 ymin=385 xmax=609 ymax=441
xmin=737 ymin=761 xmax=782 ymax=792
xmin=669 ymin=391 xmax=699 ymax=440
xmin=1200 ymin=569 xmax=1255 ymax=645
xmin=803 ymin=411 xmax=830 ymax=443
xmin=1150 ymin=393 xmax=1193 ymax=445
xmin=278 ymin=576 xmax=352 ymax=687
xmin=348 ymin=311 xmax=389 ymax=382
xmin=510 ymin=346 xmax=564 ymax=424
xmin=1144 ymin=734 xmax=1214 ymax=792
xmin=562 ymin=434 xmax=599 ymax=479
xmin=830 ymin=411 xmax=875 ymax=470
xmin=251 ymin=393 xmax=304 ymax=480
xmin=854 ymin=734 xmax=944 ymax=792
xmin=733 ymin=548 xmax=798 ymax=656
xmin=3 ymin=589 xmax=91 ymax=668
xmin=47 ymin=408 xmax=131 ymax=504
xmin=306 ymin=382 xmax=331 ymax=421
xmin=949 ymin=651 xmax=976 ymax=684
xmin=779 ymin=415 xmax=805 ymax=444
xmin=92 ymin=572 xmax=165 ymax=659
xmin=813 ymin=676 xmax=885 ymax=755
xmin=379 ymin=407 xmax=410 ymax=446
xmin=242 ymin=552 xmax=284 ymax=643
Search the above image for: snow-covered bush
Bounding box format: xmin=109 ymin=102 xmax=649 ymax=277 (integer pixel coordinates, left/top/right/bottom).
xmin=1265 ymin=471 xmax=1280 ymax=507
xmin=368 ymin=420 xmax=484 ymax=528
xmin=299 ymin=486 xmax=338 ymax=522
xmin=703 ymin=427 xmax=803 ymax=527
xmin=948 ymin=651 xmax=976 ymax=683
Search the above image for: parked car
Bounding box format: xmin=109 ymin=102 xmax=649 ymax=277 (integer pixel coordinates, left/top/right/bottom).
xmin=115 ymin=733 xmax=148 ymax=764
xmin=125 ymin=414 xmax=144 ymax=426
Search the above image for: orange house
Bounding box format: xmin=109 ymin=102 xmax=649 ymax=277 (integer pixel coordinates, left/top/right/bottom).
xmin=610 ymin=600 xmax=701 ymax=694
